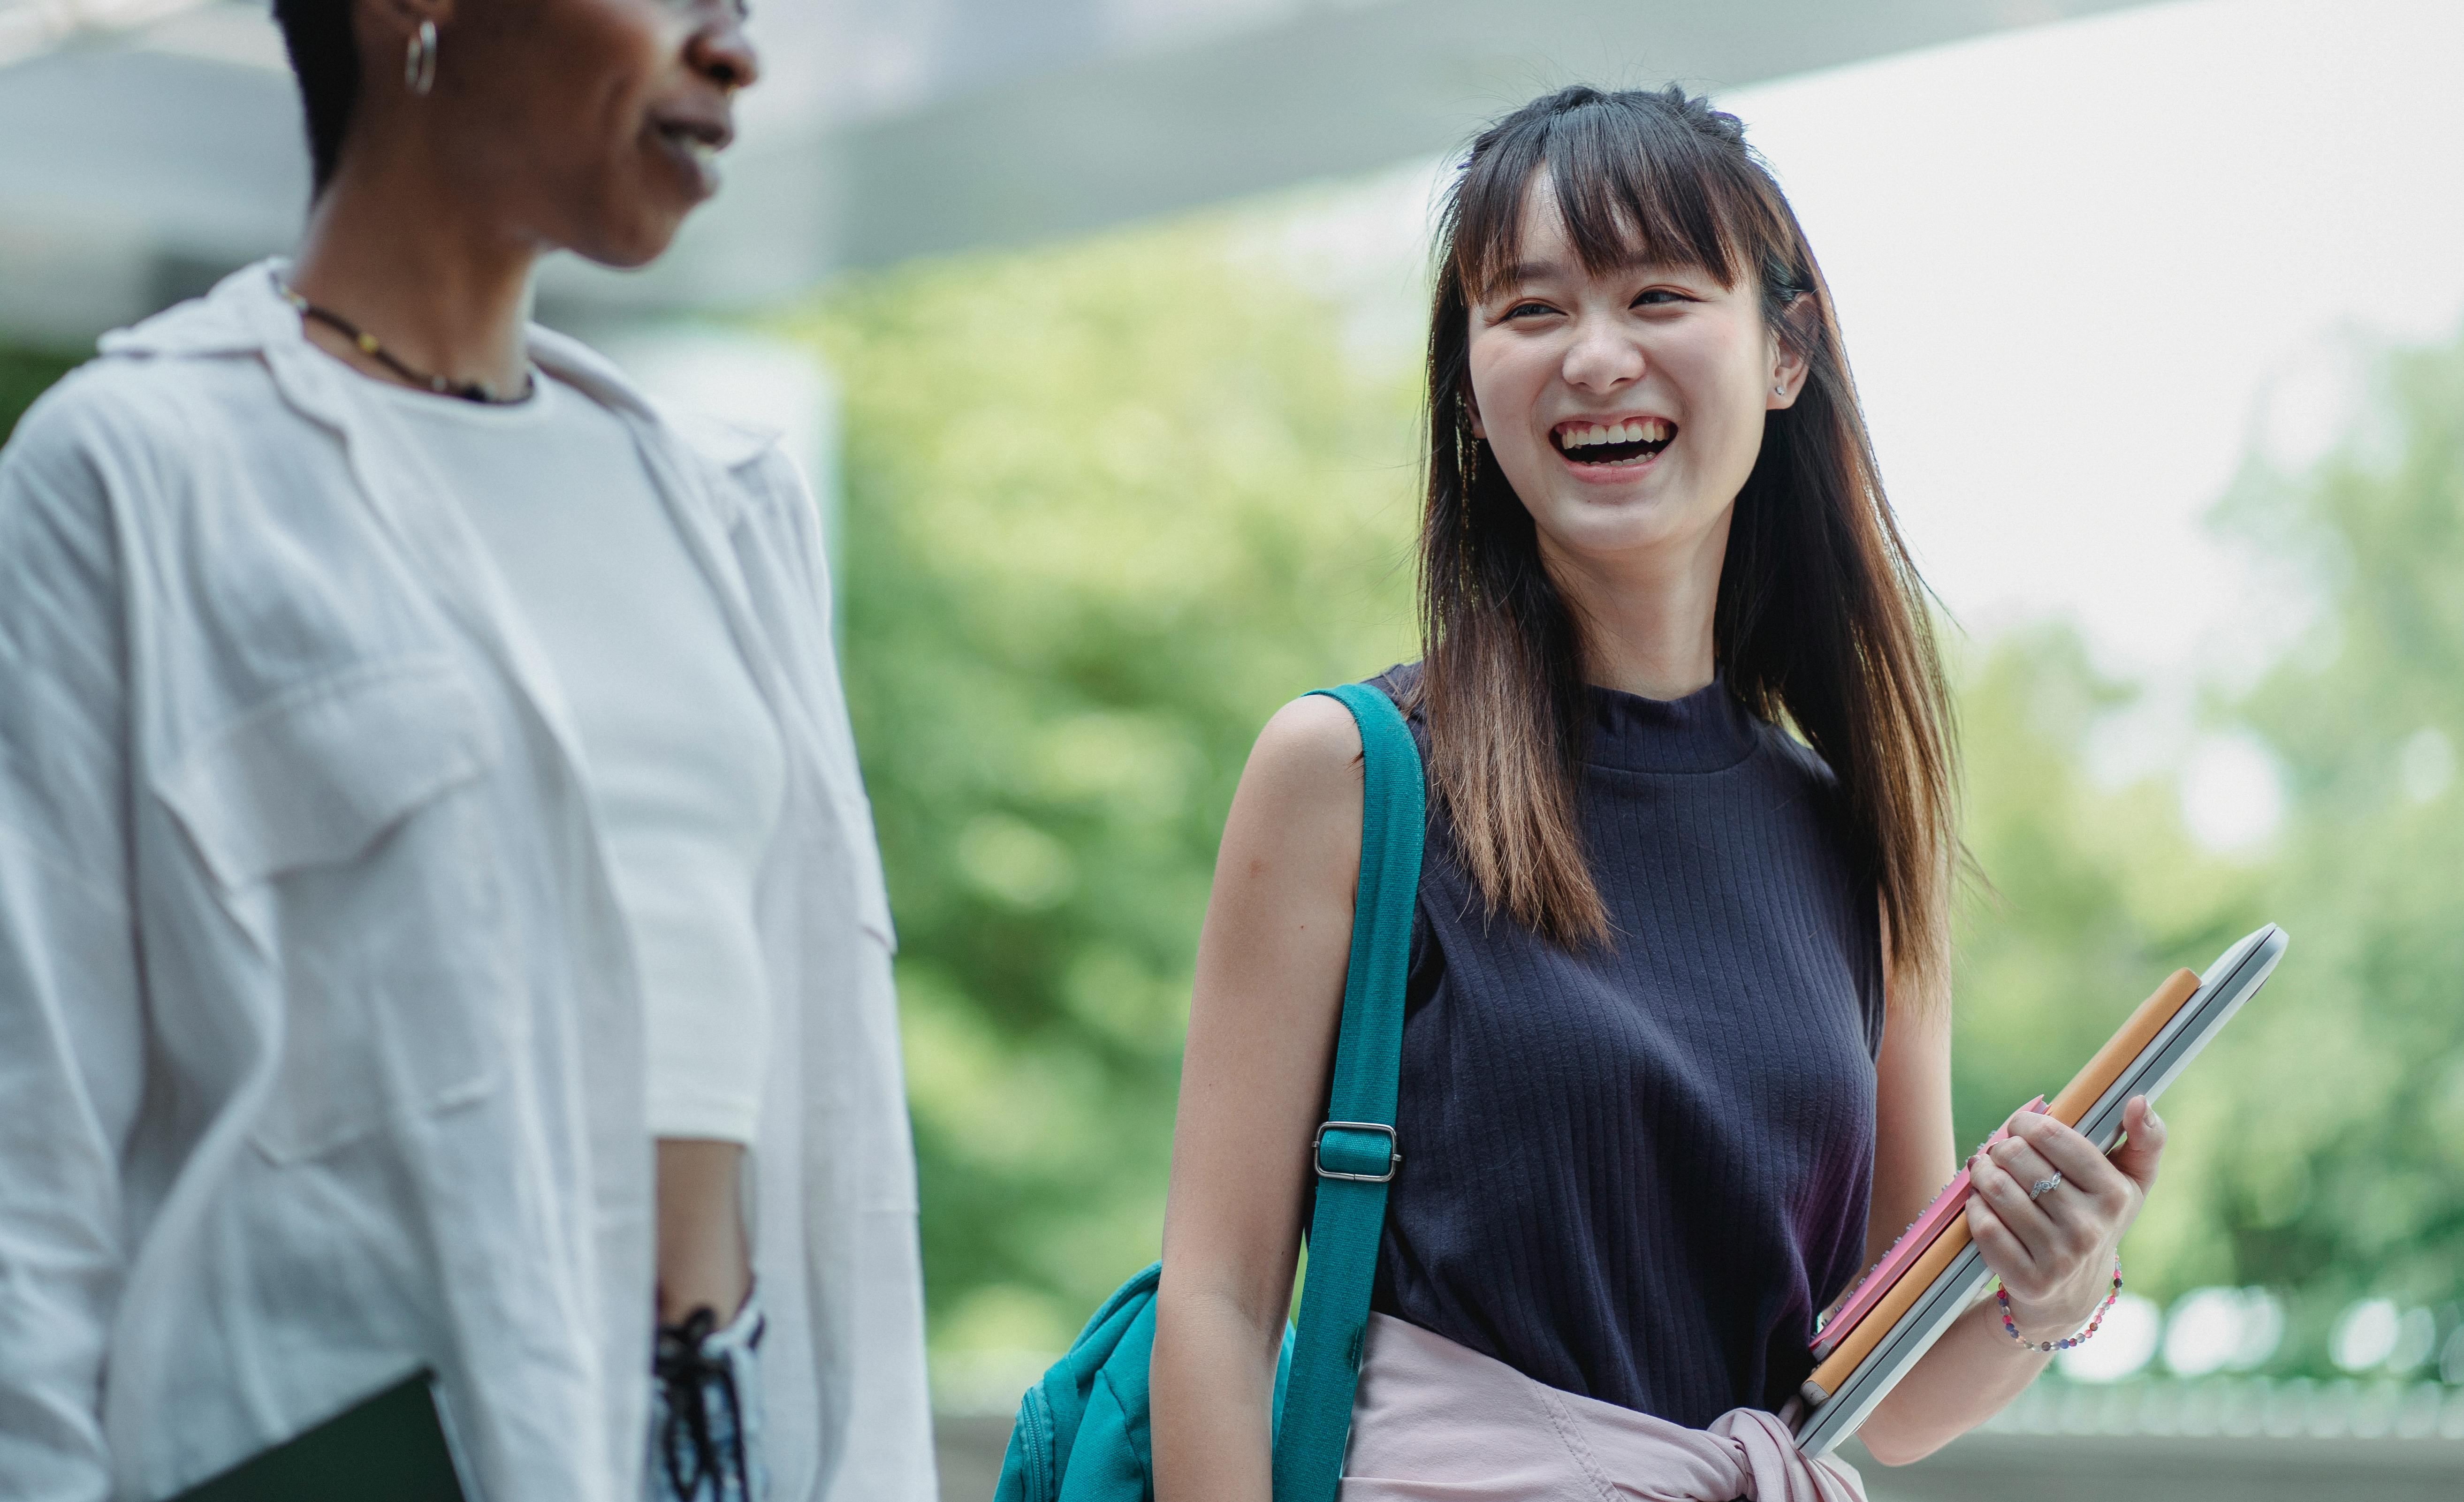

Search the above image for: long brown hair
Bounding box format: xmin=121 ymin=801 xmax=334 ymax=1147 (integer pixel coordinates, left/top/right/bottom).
xmin=1415 ymin=84 xmax=1957 ymax=999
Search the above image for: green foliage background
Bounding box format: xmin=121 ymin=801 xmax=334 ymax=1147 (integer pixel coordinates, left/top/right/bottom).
xmin=0 ymin=347 xmax=80 ymax=446
xmin=785 ymin=218 xmax=1426 ymax=1379
xmin=2 ymin=210 xmax=2455 ymax=1393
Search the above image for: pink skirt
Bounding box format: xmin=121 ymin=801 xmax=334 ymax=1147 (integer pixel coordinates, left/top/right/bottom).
xmin=1340 ymin=1314 xmax=1867 ymax=1502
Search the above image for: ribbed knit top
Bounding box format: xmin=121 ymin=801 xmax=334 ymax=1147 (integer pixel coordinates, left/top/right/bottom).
xmin=1366 ymin=664 xmax=1885 ymax=1427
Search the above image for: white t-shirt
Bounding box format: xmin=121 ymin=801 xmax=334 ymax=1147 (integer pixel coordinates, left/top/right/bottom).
xmin=371 ymin=370 xmax=784 ymax=1144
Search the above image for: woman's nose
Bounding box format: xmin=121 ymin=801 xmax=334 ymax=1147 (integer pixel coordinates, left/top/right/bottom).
xmin=1560 ymin=317 xmax=1646 ymax=392
xmin=692 ymin=8 xmax=761 ymax=94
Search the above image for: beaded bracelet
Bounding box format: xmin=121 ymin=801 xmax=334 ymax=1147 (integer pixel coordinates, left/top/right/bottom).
xmin=1994 ymin=1252 xmax=2122 ymax=1352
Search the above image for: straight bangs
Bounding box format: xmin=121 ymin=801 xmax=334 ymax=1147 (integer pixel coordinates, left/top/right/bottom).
xmin=1417 ymin=84 xmax=1960 ymax=1005
xmin=1447 ymin=95 xmax=1758 ymax=304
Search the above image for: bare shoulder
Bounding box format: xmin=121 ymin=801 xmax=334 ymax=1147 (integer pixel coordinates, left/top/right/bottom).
xmin=1215 ymin=693 xmax=1367 ymax=899
xmin=1246 ymin=692 xmax=1365 ymax=796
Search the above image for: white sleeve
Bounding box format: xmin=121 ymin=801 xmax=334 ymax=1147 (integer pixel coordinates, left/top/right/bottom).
xmin=0 ymin=386 xmax=148 ymax=1502
xmin=753 ymin=443 xmax=835 ymax=617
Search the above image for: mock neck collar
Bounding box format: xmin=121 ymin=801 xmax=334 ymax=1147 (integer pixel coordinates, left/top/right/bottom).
xmin=1581 ymin=676 xmax=1760 ymax=773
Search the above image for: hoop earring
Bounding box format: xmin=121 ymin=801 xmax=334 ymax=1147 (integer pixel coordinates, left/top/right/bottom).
xmin=405 ymin=19 xmax=438 ymax=97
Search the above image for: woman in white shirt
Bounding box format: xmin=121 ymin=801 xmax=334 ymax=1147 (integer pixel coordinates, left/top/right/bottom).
xmin=0 ymin=1 xmax=931 ymax=1499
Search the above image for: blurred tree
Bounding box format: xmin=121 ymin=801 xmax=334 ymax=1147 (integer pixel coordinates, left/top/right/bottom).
xmin=788 ymin=218 xmax=1421 ymax=1382
xmin=1945 ymin=330 xmax=2464 ymax=1375
xmin=2187 ymin=334 xmax=2464 ymax=1372
xmin=1945 ymin=626 xmax=2254 ymax=1214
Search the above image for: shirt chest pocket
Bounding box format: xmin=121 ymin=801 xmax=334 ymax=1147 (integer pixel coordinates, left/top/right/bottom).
xmin=156 ymin=657 xmax=513 ymax=1164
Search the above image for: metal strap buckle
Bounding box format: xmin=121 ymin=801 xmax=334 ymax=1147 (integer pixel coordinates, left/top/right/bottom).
xmin=1313 ymin=1121 xmax=1401 ymax=1183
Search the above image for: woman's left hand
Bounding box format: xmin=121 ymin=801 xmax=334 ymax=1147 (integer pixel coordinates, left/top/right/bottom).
xmin=1964 ymin=1096 xmax=2167 ymax=1343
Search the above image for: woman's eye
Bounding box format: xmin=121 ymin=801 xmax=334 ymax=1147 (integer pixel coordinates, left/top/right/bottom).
xmin=1634 ymin=289 xmax=1688 ymax=307
xmin=1505 ymin=301 xmax=1559 ymax=320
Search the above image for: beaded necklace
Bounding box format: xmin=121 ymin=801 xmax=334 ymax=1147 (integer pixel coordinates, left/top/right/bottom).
xmin=278 ymin=281 xmax=535 ymax=405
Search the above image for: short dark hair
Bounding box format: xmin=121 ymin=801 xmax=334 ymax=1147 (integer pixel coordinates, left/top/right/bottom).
xmin=269 ymin=0 xmax=361 ymax=198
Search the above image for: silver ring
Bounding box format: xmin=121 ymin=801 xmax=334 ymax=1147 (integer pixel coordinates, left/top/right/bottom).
xmin=2028 ymin=1172 xmax=2064 ymax=1200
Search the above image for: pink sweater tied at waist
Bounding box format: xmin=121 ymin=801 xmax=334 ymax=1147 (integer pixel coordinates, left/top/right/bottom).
xmin=1341 ymin=1314 xmax=1867 ymax=1502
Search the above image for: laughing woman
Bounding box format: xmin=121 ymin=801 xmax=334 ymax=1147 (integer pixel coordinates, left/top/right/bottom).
xmin=1151 ymin=86 xmax=2168 ymax=1500
xmin=0 ymin=1 xmax=928 ymax=1499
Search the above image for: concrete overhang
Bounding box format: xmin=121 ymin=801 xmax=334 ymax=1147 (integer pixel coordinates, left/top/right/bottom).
xmin=0 ymin=0 xmax=2153 ymax=341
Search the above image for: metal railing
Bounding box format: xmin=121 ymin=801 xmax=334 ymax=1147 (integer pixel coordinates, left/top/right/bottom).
xmin=1981 ymin=1372 xmax=2464 ymax=1441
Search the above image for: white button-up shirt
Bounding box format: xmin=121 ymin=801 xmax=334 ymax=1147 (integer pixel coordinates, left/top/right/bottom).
xmin=0 ymin=262 xmax=934 ymax=1502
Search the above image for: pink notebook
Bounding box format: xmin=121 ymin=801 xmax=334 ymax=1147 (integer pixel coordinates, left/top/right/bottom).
xmin=1809 ymin=1096 xmax=2049 ymax=1360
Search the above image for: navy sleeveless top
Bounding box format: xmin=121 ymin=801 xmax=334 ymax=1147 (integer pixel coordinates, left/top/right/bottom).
xmin=1365 ymin=665 xmax=1885 ymax=1427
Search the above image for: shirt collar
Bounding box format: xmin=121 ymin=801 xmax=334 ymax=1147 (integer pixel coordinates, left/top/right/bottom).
xmin=98 ymin=257 xmax=784 ymax=471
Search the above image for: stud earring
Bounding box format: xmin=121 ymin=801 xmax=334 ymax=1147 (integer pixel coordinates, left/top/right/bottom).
xmin=1773 ymin=383 xmax=1787 ymax=396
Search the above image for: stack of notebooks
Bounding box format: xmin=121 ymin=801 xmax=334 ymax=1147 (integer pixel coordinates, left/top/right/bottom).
xmin=1791 ymin=924 xmax=2289 ymax=1456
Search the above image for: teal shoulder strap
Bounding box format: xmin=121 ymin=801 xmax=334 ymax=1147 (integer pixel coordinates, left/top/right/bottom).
xmin=1270 ymin=682 xmax=1424 ymax=1502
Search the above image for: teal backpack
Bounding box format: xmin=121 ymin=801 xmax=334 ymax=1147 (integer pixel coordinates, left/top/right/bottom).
xmin=993 ymin=682 xmax=1424 ymax=1502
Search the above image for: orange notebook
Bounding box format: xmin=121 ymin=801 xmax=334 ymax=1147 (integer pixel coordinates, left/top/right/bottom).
xmin=1791 ymin=925 xmax=2287 ymax=1456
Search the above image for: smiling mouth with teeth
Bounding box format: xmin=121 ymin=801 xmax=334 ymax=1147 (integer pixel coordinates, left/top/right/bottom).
xmin=659 ymin=124 xmax=719 ymax=163
xmin=1555 ymin=418 xmax=1676 ymax=465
